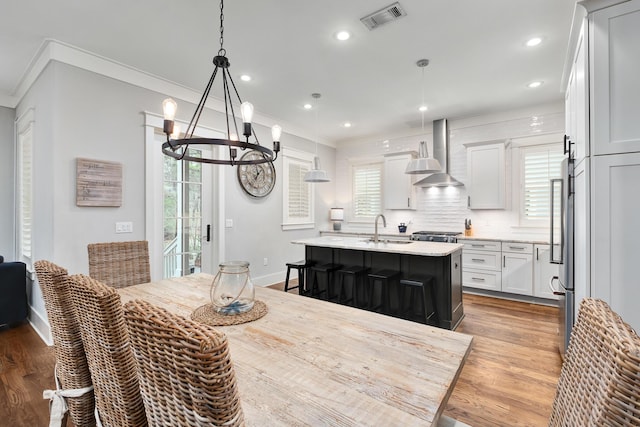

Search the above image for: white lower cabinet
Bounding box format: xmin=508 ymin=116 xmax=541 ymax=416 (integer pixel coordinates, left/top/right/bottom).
xmin=460 ymin=239 xmax=502 ymax=292
xmin=533 ymin=244 xmax=560 ymax=300
xmin=501 ymin=243 xmax=533 ymax=296
xmin=460 ymin=239 xmax=558 ymax=301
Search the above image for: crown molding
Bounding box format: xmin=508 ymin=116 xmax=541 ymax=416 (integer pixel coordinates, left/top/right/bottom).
xmin=11 ymin=39 xmax=324 ymax=144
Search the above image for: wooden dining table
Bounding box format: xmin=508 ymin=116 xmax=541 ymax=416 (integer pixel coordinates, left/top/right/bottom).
xmin=118 ymin=273 xmax=473 ymax=426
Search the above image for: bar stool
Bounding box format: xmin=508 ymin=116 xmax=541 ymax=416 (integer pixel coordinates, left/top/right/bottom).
xmin=398 ymin=276 xmax=439 ymax=325
xmin=284 ymin=260 xmax=313 ymax=294
xmin=366 ymin=269 xmax=400 ymax=314
xmin=309 ymin=263 xmax=342 ymax=300
xmin=335 ymin=266 xmax=369 ymax=306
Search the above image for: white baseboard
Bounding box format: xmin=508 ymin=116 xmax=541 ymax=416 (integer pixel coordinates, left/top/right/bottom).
xmin=252 ymin=269 xmax=287 ymax=287
xmin=28 ymin=305 xmax=52 ymax=346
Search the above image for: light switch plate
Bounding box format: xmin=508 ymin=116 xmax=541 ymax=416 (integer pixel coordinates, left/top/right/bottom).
xmin=225 ymin=219 xmax=233 ymax=228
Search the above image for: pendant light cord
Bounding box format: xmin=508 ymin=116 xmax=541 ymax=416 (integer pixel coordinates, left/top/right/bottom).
xmin=421 ymin=64 xmax=425 ymax=133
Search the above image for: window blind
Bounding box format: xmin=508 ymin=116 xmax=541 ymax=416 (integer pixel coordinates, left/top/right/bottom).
xmin=353 ymin=163 xmax=382 ymax=219
xmin=522 ymin=146 xmax=564 ymax=221
xmin=18 ymin=126 xmax=33 ymax=261
xmin=288 ymin=161 xmax=311 ymax=218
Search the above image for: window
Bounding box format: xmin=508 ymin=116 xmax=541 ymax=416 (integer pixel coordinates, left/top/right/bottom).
xmin=282 ymin=149 xmax=314 ymax=230
xmin=520 ymin=144 xmax=564 ymax=225
xmin=352 ymin=161 xmax=382 ymax=221
xmin=16 ymin=109 xmax=35 ymax=267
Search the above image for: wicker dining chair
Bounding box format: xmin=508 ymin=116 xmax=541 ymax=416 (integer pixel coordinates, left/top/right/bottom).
xmin=67 ymin=274 xmax=148 ymax=427
xmin=124 ymin=299 xmax=244 ymax=427
xmin=87 ymin=240 xmax=151 ymax=288
xmin=34 ymin=260 xmax=96 ymax=427
xmin=549 ymin=298 xmax=640 ymax=426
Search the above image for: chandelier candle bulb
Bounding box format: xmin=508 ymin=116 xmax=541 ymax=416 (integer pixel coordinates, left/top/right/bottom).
xmin=240 ymin=101 xmax=254 ymax=137
xmin=271 ymin=125 xmax=282 ymax=142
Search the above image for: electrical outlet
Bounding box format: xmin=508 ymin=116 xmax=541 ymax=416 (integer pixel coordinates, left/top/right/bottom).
xmin=225 ymin=219 xmax=233 ymax=228
xmin=115 ymin=221 xmax=133 ymax=233
xmin=263 ymin=257 xmax=268 ymax=266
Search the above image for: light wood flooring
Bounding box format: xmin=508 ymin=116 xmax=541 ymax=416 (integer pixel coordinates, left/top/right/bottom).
xmin=0 ymin=285 xmax=561 ymax=427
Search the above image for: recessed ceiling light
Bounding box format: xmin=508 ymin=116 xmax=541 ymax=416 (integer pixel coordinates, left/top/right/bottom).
xmin=240 ymin=74 xmax=251 ymax=82
xmin=528 ymin=81 xmax=543 ymax=88
xmin=418 ymin=105 xmax=428 ymax=112
xmin=336 ymin=31 xmax=351 ymax=41
xmin=343 ymin=122 xmax=352 ymax=128
xmin=526 ymin=37 xmax=543 ymax=47
xmin=303 ymin=103 xmax=312 ymax=110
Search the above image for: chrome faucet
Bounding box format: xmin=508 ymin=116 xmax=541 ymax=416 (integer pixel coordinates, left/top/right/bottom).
xmin=374 ymin=214 xmax=387 ymax=243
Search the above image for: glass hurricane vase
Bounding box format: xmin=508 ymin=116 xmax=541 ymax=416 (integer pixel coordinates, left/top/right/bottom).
xmin=210 ymin=261 xmax=255 ymax=315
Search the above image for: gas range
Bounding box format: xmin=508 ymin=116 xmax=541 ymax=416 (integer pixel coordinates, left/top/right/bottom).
xmin=410 ymin=231 xmax=461 ymax=243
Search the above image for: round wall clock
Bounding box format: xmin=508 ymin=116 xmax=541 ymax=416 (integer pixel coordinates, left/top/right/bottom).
xmin=237 ymin=150 xmax=276 ymax=198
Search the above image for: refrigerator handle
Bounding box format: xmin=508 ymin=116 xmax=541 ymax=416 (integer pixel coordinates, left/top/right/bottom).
xmin=550 ymin=178 xmax=563 ymax=264
xmin=549 ymin=276 xmax=565 ymax=296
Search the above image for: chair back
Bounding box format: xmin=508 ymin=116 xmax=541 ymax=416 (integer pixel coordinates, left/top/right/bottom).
xmin=87 ymin=240 xmax=151 ymax=288
xmin=67 ymin=274 xmax=147 ymax=427
xmin=124 ymin=299 xmax=244 ymax=426
xmin=34 ymin=260 xmax=96 ymax=427
xmin=549 ymin=298 xmax=640 ymax=426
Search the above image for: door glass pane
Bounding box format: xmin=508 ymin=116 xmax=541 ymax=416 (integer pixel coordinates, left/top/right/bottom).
xmin=163 ymin=149 xmax=203 ymax=278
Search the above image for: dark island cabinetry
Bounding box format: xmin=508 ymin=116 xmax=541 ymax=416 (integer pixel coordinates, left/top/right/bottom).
xmin=303 ymin=245 xmax=463 ymax=330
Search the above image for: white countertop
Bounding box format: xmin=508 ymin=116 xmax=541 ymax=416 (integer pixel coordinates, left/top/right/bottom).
xmin=292 ymin=236 xmax=463 ymax=256
xmin=457 ymin=233 xmax=550 ymax=245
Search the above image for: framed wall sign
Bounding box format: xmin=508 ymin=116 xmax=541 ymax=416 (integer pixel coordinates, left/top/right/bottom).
xmin=76 ymin=158 xmax=122 ymax=207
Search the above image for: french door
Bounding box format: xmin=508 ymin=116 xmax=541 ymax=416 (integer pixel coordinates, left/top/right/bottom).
xmin=162 ymin=148 xmax=213 ymax=278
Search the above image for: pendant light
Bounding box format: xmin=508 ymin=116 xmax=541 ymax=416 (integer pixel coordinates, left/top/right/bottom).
xmin=161 ymin=0 xmax=281 ymax=166
xmin=304 ymin=93 xmax=330 ymax=183
xmin=405 ymin=59 xmax=442 ymax=174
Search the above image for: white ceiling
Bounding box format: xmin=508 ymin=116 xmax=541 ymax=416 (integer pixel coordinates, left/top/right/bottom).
xmin=1 ymin=0 xmax=576 ymax=144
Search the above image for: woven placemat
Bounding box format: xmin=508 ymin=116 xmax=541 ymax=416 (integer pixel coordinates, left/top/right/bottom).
xmin=191 ymin=300 xmax=268 ymax=326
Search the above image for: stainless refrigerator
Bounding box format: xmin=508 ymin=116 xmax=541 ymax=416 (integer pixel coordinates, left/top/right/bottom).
xmin=550 ymin=157 xmax=574 ymax=358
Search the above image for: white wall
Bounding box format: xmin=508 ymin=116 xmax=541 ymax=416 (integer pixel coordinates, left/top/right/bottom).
xmin=15 ymin=61 xmax=334 ymax=340
xmin=336 ymin=102 xmax=565 ymax=238
xmin=0 ymin=106 xmax=15 ymax=258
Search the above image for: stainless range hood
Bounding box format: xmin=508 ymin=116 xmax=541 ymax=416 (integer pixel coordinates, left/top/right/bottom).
xmin=414 ymin=119 xmax=463 ymax=187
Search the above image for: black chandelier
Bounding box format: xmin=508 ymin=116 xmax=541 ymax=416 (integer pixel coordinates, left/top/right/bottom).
xmin=161 ymin=0 xmax=281 ymax=166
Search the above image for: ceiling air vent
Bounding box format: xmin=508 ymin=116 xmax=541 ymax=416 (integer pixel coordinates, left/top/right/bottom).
xmin=360 ymin=2 xmax=407 ymax=31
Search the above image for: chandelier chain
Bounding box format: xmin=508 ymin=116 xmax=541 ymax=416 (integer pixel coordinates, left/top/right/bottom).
xmin=218 ymin=0 xmax=225 ymax=55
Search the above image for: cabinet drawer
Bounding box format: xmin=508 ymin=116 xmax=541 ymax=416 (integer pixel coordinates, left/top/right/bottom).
xmin=462 ymin=251 xmax=501 ymax=271
xmin=463 ymin=270 xmax=501 ymax=291
xmin=459 ymin=240 xmax=501 ymax=252
xmin=501 ymin=242 xmax=534 ymax=254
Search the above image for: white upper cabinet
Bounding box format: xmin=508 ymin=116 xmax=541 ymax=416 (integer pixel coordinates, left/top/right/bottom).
xmin=465 ymin=142 xmax=505 ymax=209
xmin=383 ymin=152 xmax=416 ymax=210
xmin=591 ymin=1 xmax=640 ymax=155
xmin=565 ymin=18 xmax=589 ymax=165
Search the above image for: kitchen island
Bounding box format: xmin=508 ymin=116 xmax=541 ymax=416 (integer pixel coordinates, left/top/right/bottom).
xmin=292 ymin=236 xmax=464 ymax=330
